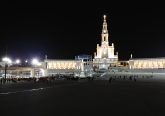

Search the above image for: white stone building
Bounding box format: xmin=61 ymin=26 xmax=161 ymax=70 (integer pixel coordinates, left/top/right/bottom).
xmin=129 ymin=58 xmax=165 ymax=69
xmin=93 ymin=15 xmax=118 ymax=69
xmin=44 ymin=59 xmax=84 ymax=76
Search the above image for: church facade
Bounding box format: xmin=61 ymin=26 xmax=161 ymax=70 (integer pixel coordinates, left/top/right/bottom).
xmin=93 ymin=15 xmax=118 ymax=70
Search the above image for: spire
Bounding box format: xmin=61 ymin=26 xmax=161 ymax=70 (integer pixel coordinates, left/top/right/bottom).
xmin=104 ymin=15 xmax=106 ymax=20
xmin=102 ymin=15 xmax=108 ymax=34
xmin=130 ymin=54 xmax=133 ymax=59
xmin=101 ymin=15 xmax=109 ymax=43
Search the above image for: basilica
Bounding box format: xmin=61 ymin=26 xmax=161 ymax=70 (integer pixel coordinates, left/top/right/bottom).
xmin=93 ymin=15 xmax=118 ymax=69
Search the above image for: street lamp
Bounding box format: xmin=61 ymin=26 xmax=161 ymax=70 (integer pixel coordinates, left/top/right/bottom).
xmin=2 ymin=57 xmax=12 ymax=83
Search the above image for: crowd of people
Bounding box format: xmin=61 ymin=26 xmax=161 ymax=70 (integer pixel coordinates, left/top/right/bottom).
xmin=0 ymin=75 xmax=74 ymax=84
xmin=0 ymin=73 xmax=154 ymax=85
xmin=107 ymin=74 xmax=153 ymax=83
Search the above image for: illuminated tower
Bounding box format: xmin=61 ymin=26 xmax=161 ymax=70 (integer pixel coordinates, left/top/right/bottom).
xmin=102 ymin=15 xmax=109 ymax=44
xmin=93 ymin=15 xmax=118 ymax=69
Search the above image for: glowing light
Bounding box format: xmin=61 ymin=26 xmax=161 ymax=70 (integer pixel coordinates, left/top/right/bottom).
xmin=32 ymin=58 xmax=41 ymax=66
xmin=16 ymin=59 xmax=20 ymax=64
xmin=2 ymin=57 xmax=12 ymax=64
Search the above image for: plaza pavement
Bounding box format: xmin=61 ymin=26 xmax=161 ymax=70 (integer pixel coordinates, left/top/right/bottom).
xmin=0 ymin=77 xmax=165 ymax=116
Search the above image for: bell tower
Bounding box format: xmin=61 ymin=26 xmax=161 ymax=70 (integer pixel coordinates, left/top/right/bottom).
xmin=101 ymin=15 xmax=109 ymax=45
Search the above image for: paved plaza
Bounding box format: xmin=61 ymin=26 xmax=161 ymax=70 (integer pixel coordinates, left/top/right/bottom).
xmin=0 ymin=78 xmax=165 ymax=116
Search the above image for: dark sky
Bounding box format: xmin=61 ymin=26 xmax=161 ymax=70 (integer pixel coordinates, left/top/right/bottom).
xmin=1 ymin=1 xmax=165 ymax=60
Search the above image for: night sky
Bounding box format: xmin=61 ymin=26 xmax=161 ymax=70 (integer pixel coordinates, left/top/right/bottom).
xmin=1 ymin=1 xmax=165 ymax=60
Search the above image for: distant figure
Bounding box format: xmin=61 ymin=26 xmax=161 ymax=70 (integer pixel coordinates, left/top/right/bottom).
xmin=109 ymin=77 xmax=112 ymax=83
xmin=36 ymin=78 xmax=39 ymax=82
xmin=0 ymin=79 xmax=1 ymax=84
xmin=123 ymin=76 xmax=125 ymax=80
xmin=134 ymin=78 xmax=136 ymax=82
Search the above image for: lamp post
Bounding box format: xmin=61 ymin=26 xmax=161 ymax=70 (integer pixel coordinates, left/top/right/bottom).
xmin=2 ymin=57 xmax=12 ymax=83
xmin=15 ymin=59 xmax=21 ymax=78
xmin=4 ymin=63 xmax=8 ymax=83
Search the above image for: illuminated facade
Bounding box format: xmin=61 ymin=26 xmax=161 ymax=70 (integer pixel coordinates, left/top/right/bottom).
xmin=0 ymin=67 xmax=44 ymax=78
xmin=46 ymin=60 xmax=77 ymax=69
xmin=93 ymin=15 xmax=118 ymax=69
xmin=129 ymin=58 xmax=165 ymax=69
xmin=45 ymin=59 xmax=84 ymax=76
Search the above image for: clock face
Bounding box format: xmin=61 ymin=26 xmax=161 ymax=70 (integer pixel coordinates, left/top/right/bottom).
xmin=103 ymin=30 xmax=106 ymax=33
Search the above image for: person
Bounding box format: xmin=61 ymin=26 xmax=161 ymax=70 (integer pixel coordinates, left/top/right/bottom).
xmin=134 ymin=77 xmax=136 ymax=82
xmin=123 ymin=76 xmax=125 ymax=80
xmin=0 ymin=78 xmax=2 ymax=84
xmin=109 ymin=77 xmax=112 ymax=83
